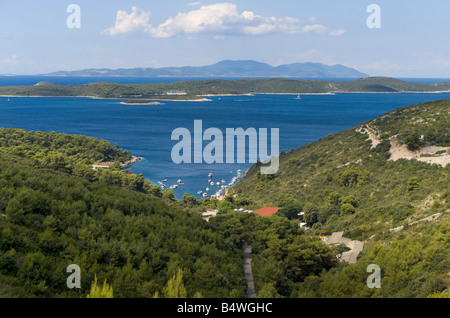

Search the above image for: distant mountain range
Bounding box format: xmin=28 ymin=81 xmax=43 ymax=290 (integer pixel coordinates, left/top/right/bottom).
xmin=41 ymin=60 xmax=368 ymax=78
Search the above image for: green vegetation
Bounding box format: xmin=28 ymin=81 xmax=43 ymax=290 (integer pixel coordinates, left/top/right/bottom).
xmin=1 ymin=77 xmax=449 ymax=100
xmin=86 ymin=276 xmax=114 ymax=298
xmin=371 ymin=100 xmax=450 ymax=147
xmin=1 ymin=97 xmax=449 ymax=298
xmin=226 ymin=98 xmax=450 ymax=297
xmin=0 ymin=132 xmax=247 ymax=298
xmin=232 ymin=99 xmax=450 ymax=237
xmin=315 ymin=221 xmax=450 ymax=298
xmin=160 ymin=269 xmax=188 ymax=298
xmin=208 ymin=212 xmax=336 ymax=297
xmin=0 ymin=127 xmax=131 ymax=169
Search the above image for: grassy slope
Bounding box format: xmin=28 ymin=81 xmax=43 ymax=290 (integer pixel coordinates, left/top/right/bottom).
xmin=231 ymin=99 xmax=450 ymax=240
xmin=228 ymin=98 xmax=450 ymax=298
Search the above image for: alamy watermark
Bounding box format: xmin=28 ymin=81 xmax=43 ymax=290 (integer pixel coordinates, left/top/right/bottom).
xmin=66 ymin=264 xmax=81 ymax=289
xmin=367 ymin=264 xmax=381 ymax=289
xmin=367 ymin=4 xmax=381 ymax=29
xmin=66 ymin=4 xmax=81 ymax=29
xmin=171 ymin=120 xmax=280 ymax=174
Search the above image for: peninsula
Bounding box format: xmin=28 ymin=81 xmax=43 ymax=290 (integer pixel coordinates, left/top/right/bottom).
xmin=1 ymin=77 xmax=449 ymax=101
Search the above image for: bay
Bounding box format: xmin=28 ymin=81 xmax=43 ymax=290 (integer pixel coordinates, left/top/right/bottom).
xmin=1 ymin=77 xmax=450 ymax=199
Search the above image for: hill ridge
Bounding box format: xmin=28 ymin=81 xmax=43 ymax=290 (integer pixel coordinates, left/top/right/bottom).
xmin=40 ymin=60 xmax=368 ymax=78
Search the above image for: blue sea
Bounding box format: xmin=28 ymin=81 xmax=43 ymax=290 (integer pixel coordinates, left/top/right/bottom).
xmin=1 ymin=76 xmax=450 ymax=199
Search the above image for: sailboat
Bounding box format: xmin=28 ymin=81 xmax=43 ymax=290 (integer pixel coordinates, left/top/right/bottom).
xmin=295 ymin=95 xmax=302 ymax=100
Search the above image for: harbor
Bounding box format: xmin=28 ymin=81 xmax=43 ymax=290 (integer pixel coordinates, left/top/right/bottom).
xmin=156 ymin=169 xmax=243 ymax=200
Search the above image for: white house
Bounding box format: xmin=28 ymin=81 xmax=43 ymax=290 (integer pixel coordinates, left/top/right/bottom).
xmin=92 ymin=162 xmax=115 ymax=170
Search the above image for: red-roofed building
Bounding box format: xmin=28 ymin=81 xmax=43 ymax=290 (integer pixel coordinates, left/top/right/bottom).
xmin=253 ymin=207 xmax=282 ymax=217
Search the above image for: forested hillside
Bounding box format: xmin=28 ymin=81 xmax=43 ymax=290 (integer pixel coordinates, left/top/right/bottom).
xmin=1 ymin=77 xmax=449 ymax=100
xmin=0 ymin=149 xmax=248 ymax=297
xmin=1 ymin=98 xmax=449 ymax=298
xmin=232 ymin=99 xmax=450 ymax=238
xmin=0 ymin=129 xmax=336 ymax=298
xmin=227 ymin=98 xmax=450 ymax=297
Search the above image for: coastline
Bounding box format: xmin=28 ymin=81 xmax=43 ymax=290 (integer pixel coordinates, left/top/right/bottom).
xmin=120 ymin=101 xmax=164 ymax=105
xmin=121 ymin=156 xmax=143 ymax=168
xmin=0 ymin=95 xmax=212 ymax=102
xmin=150 ymin=97 xmax=212 ymax=102
xmin=202 ymin=93 xmax=254 ymax=97
xmin=2 ymin=89 xmax=450 ymax=101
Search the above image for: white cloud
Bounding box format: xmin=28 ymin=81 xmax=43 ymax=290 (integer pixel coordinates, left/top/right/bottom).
xmin=1 ymin=55 xmax=19 ymax=64
xmin=329 ymin=29 xmax=346 ymax=37
xmin=300 ymin=24 xmax=328 ymax=34
xmin=187 ymin=2 xmax=202 ymax=6
xmin=101 ymin=6 xmax=151 ymax=36
xmin=102 ymin=3 xmax=346 ymax=39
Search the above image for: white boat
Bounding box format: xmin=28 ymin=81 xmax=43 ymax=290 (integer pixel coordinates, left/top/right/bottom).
xmin=208 ymin=173 xmax=213 ymax=178
xmin=197 ymin=190 xmax=203 ymax=195
xmin=206 ymin=188 xmax=210 ymax=192
xmin=210 ymin=182 xmax=215 ymax=186
xmin=296 ymin=95 xmax=302 ymax=100
xmin=203 ymin=193 xmax=208 ymax=198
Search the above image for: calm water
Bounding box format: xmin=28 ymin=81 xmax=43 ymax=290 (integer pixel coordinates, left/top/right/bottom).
xmin=1 ymin=77 xmax=450 ymax=198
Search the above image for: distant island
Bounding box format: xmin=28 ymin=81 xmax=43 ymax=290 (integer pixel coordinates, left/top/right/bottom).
xmin=120 ymin=100 xmax=164 ymax=106
xmin=38 ymin=60 xmax=368 ymax=78
xmin=1 ymin=77 xmax=450 ymax=102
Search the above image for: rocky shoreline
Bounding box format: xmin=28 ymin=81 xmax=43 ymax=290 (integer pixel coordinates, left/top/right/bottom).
xmin=120 ymin=156 xmax=142 ymax=168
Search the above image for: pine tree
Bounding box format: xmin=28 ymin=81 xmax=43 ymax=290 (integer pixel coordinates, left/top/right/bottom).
xmin=162 ymin=269 xmax=187 ymax=298
xmin=86 ymin=276 xmax=114 ymax=298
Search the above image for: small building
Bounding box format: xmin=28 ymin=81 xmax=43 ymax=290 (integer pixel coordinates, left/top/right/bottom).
xmin=253 ymin=207 xmax=282 ymax=217
xmin=92 ymin=162 xmax=115 ymax=170
xmin=234 ymin=208 xmax=253 ymax=213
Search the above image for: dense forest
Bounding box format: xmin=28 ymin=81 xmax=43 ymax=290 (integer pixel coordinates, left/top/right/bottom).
xmin=1 ymin=98 xmax=449 ymax=298
xmin=228 ymin=98 xmax=450 ymax=297
xmin=0 ymin=129 xmax=335 ymax=298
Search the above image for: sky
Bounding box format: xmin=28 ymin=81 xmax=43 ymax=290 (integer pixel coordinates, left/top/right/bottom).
xmin=1 ymin=0 xmax=450 ymax=77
